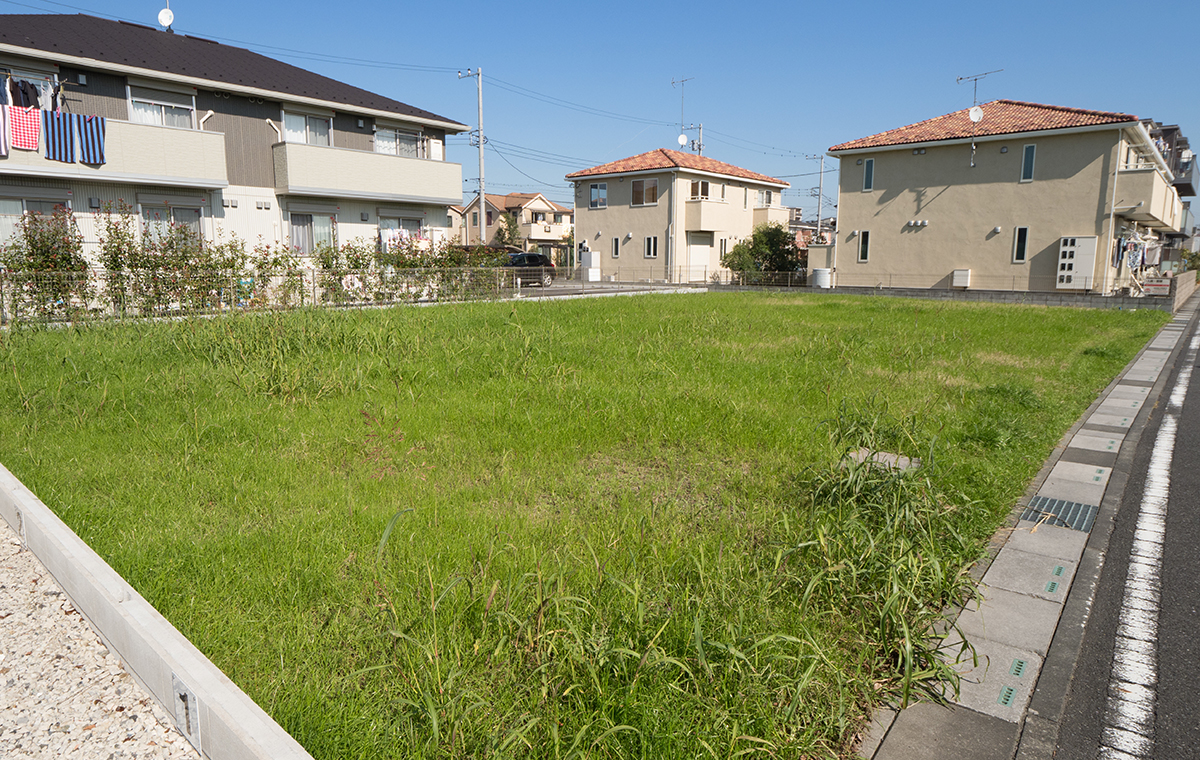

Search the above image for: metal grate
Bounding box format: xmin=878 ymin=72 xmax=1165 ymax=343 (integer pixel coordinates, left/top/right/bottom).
xmin=1020 ymin=495 xmax=1098 ymax=532
xmin=998 ymin=686 xmax=1017 ymax=706
xmin=1010 ymin=659 xmax=1027 ymax=677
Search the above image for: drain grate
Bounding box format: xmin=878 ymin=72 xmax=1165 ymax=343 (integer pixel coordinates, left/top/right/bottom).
xmin=1010 ymin=659 xmax=1027 ymax=677
xmin=1046 ymin=581 xmax=1060 ymax=594
xmin=998 ymin=686 xmax=1017 ymax=706
xmin=1020 ymin=496 xmax=1098 ymax=532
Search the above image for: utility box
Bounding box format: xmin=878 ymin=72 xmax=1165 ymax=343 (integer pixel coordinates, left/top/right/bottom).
xmin=951 ymin=268 xmax=971 ymax=288
xmin=1056 ymin=236 xmax=1097 ymax=290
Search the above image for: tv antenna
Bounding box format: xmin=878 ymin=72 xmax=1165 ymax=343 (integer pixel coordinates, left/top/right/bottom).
xmin=957 ymin=69 xmax=1001 ymax=167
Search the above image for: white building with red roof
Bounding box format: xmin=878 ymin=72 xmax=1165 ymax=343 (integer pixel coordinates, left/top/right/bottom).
xmin=818 ymin=100 xmax=1190 ymax=294
xmin=566 ymin=149 xmax=790 ymax=282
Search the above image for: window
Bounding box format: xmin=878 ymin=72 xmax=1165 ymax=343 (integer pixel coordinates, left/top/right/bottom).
xmin=130 ymin=86 xmax=194 ymax=129
xmin=486 ymin=211 xmax=494 ymax=227
xmin=471 ymin=211 xmax=478 ymax=227
xmin=290 ymin=213 xmax=335 ymax=255
xmin=142 ymin=206 xmax=201 ymax=243
xmin=553 ymin=213 xmax=563 ymax=224
xmin=744 ymin=188 xmax=748 ymax=209
xmin=612 ymin=237 xmax=620 ymax=259
xmin=1013 ymin=227 xmax=1029 ymax=263
xmin=590 ymin=183 xmax=607 ymax=209
xmin=644 ymin=236 xmax=658 ymax=259
xmin=1021 ymin=145 xmax=1036 ymax=182
xmin=757 ymin=189 xmax=773 ymax=208
xmin=721 ymin=184 xmax=726 ymax=200
xmin=375 ymin=126 xmax=421 ymax=157
xmin=632 ymin=179 xmax=658 ymax=206
xmin=690 ymin=180 xmax=710 ymax=200
xmin=532 ymin=212 xmax=546 ymax=223
xmin=380 ymin=217 xmax=423 ymax=251
xmin=858 ymin=230 xmax=870 ymax=262
xmin=0 ymin=198 xmax=69 ymax=242
xmin=284 ymin=112 xmax=331 ymax=146
xmin=720 ymin=238 xmax=728 ymax=257
xmin=863 ymin=158 xmax=874 ymax=191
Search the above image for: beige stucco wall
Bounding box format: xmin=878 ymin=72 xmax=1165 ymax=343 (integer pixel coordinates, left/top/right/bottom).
xmin=832 ymin=129 xmax=1128 ymax=292
xmin=272 ymin=142 xmax=462 ymax=205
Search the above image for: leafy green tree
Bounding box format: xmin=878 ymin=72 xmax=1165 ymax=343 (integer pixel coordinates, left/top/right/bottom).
xmin=495 ymin=212 xmax=524 ymax=249
xmin=720 ymin=221 xmax=805 ymax=272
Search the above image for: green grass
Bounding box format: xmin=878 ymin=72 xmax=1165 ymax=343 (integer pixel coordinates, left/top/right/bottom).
xmin=0 ymin=293 xmax=1167 ymax=758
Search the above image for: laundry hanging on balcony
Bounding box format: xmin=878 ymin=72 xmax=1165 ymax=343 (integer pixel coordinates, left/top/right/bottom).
xmin=42 ymin=110 xmax=75 ymax=163
xmin=77 ymin=114 xmax=106 ymax=165
xmin=7 ymin=105 xmax=41 ymax=151
xmin=0 ymin=106 xmax=9 ymax=158
xmin=7 ymin=77 xmax=42 ymax=109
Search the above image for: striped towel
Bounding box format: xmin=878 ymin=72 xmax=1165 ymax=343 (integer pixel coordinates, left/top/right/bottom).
xmin=77 ymin=114 xmax=106 ymax=165
xmin=9 ymin=105 xmax=39 ymax=151
xmin=43 ymin=110 xmax=75 ymax=163
xmin=0 ymin=105 xmax=9 ymax=158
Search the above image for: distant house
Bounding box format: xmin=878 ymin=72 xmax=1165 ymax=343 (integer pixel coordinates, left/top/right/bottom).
xmin=458 ymin=192 xmax=573 ymax=256
xmin=0 ymin=13 xmax=468 ymax=259
xmin=566 ymin=149 xmax=789 ymax=282
xmin=819 ymin=100 xmax=1192 ymax=292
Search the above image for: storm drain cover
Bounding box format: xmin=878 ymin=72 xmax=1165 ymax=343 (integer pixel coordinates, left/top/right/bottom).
xmin=1020 ymin=496 xmax=1098 ymax=532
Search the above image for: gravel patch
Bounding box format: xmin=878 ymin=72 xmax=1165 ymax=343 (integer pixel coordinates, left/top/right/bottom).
xmin=0 ymin=519 xmax=197 ymax=759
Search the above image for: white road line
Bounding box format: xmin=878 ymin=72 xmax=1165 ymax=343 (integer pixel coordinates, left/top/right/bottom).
xmin=1099 ymin=329 xmax=1200 ymax=757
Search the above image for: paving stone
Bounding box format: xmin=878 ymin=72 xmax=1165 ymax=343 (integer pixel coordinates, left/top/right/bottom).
xmin=1086 ymin=412 xmax=1135 ymax=429
xmin=1005 ymin=520 xmax=1089 ymax=561
xmin=1038 ymin=461 xmax=1111 ymax=505
xmin=955 ymin=584 xmax=1062 ymax=655
xmin=981 ymin=548 xmax=1077 ymax=602
xmin=1105 ymin=385 xmax=1150 ymax=401
xmin=1094 ymin=396 xmax=1144 ymax=416
xmin=872 ymin=702 xmax=1018 ymax=760
xmin=1068 ymin=433 xmax=1124 ymax=454
xmin=943 ymin=633 xmax=1043 ymax=723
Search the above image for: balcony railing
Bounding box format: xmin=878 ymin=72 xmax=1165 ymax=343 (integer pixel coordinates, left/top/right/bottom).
xmin=520 ymin=221 xmax=572 ymax=241
xmin=1118 ymin=165 xmax=1183 ymax=231
xmin=272 ymin=142 xmax=462 ymax=205
xmin=0 ymin=118 xmax=228 ymax=188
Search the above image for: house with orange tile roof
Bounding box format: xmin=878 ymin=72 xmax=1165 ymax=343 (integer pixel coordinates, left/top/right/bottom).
xmin=457 ymin=192 xmax=573 ymax=256
xmin=816 ymin=100 xmax=1191 ymax=294
xmin=566 ymin=149 xmax=790 ymax=282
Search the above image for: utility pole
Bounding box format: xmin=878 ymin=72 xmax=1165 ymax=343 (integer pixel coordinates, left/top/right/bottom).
xmin=459 ymin=67 xmax=485 ymax=246
xmin=815 ymin=155 xmax=824 ymax=243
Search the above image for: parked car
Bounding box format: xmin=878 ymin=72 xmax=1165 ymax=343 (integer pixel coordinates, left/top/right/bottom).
xmin=503 ymin=252 xmax=556 ymax=287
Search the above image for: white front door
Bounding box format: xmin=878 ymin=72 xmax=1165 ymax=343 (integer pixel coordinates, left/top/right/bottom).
xmin=687 ymin=232 xmax=713 ymax=282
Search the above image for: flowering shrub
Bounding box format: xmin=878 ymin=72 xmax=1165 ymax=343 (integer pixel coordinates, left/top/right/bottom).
xmin=0 ymin=205 xmax=92 ymax=321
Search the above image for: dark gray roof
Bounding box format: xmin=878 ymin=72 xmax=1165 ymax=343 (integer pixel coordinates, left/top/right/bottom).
xmin=0 ymin=14 xmax=466 ymax=128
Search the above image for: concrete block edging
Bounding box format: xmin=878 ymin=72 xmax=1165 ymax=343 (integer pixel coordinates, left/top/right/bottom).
xmin=0 ymin=464 xmax=314 ymax=760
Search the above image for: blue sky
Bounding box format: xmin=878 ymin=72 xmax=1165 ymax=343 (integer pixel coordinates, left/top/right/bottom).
xmin=4 ymin=0 xmax=1197 ymax=213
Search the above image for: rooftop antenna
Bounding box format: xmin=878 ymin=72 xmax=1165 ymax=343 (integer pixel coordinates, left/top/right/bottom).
xmin=956 ymin=69 xmax=1002 ymax=167
xmin=672 ymin=76 xmax=694 ymax=150
xmin=157 ymin=1 xmax=174 ymax=32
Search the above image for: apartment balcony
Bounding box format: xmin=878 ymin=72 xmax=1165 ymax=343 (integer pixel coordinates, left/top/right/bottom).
xmin=684 ymin=198 xmax=734 ymax=231
xmin=1172 ymin=158 xmax=1196 ymax=197
xmin=520 ymin=221 xmax=572 ymax=242
xmin=752 ymin=206 xmax=790 ymax=227
xmin=273 ymin=142 xmax=461 ymax=205
xmin=1118 ymin=165 xmax=1184 ymax=231
xmin=0 ymin=119 xmax=227 ymax=188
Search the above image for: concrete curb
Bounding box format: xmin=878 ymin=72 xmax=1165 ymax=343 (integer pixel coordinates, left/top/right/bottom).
xmin=0 ymin=464 xmax=314 ymax=760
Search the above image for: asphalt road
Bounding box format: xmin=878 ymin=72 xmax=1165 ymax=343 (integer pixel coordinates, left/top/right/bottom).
xmin=1055 ymin=323 xmax=1200 ymax=759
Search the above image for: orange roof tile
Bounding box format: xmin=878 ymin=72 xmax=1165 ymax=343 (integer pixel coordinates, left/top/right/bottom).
xmin=566 ymin=149 xmax=788 ymax=186
xmin=829 ymin=100 xmax=1137 ymax=152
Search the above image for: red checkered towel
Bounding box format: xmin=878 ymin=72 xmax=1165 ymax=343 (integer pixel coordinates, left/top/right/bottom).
xmin=9 ymin=106 xmax=40 ymax=151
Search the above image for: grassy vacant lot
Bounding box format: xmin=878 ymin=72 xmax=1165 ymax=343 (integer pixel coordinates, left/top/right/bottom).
xmin=0 ymin=293 xmax=1166 ymax=758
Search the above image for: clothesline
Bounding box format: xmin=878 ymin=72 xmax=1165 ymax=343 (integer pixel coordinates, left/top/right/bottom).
xmin=0 ymin=103 xmax=107 ymax=165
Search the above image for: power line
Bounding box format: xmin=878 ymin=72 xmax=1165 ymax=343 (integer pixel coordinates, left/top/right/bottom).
xmin=488 ymin=76 xmax=675 ymax=127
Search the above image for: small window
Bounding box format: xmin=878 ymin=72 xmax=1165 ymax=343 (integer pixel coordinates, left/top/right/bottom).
xmin=612 ymin=237 xmax=620 ymax=258
xmin=284 ymin=112 xmax=331 ymax=146
xmin=380 ymin=217 xmax=423 ymax=251
xmin=644 ymin=236 xmax=658 ymax=259
xmin=721 ymin=184 xmax=727 ymax=200
xmin=375 ymin=126 xmax=421 ymax=158
xmin=590 ymin=183 xmax=607 ymax=209
xmin=757 ymin=189 xmax=773 ymax=207
xmin=1021 ymin=145 xmax=1036 ymax=182
xmin=720 ymin=238 xmax=728 ymax=257
xmin=632 ymin=179 xmax=658 ymax=206
xmin=290 ymin=213 xmax=335 ymax=255
xmin=690 ymin=180 xmax=710 ymax=200
xmin=1013 ymin=227 xmax=1029 ymax=263
xmin=553 ymin=213 xmax=563 ymax=223
xmin=130 ymin=86 xmax=194 ymax=129
xmin=0 ymin=197 xmax=70 ymax=242
xmin=142 ymin=205 xmax=201 ymax=243
xmin=863 ymin=158 xmax=874 ymax=191
xmin=486 ymin=210 xmax=494 ymax=227
xmin=743 ymin=188 xmax=748 ymax=209
xmin=471 ymin=211 xmax=478 ymax=227
xmin=858 ymin=230 xmax=870 ymax=262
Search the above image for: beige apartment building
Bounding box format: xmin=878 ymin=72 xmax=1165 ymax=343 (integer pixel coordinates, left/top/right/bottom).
xmin=566 ymin=149 xmax=789 ymax=282
xmin=0 ymin=13 xmax=468 ymax=260
xmin=817 ymin=100 xmax=1190 ymax=293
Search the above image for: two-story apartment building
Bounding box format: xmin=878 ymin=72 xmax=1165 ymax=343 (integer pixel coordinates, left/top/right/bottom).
xmin=0 ymin=13 xmax=468 ymax=260
xmin=566 ymin=149 xmax=789 ymax=282
xmin=817 ymin=100 xmax=1188 ymax=293
xmin=457 ymin=192 xmax=573 ymax=257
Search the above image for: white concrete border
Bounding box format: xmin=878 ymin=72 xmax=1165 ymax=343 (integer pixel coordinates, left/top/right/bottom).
xmin=0 ymin=464 xmax=314 ymax=760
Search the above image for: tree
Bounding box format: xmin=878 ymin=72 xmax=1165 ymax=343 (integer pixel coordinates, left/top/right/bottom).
xmin=720 ymin=221 xmax=805 ymax=272
xmin=495 ymin=212 xmax=524 ymax=249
